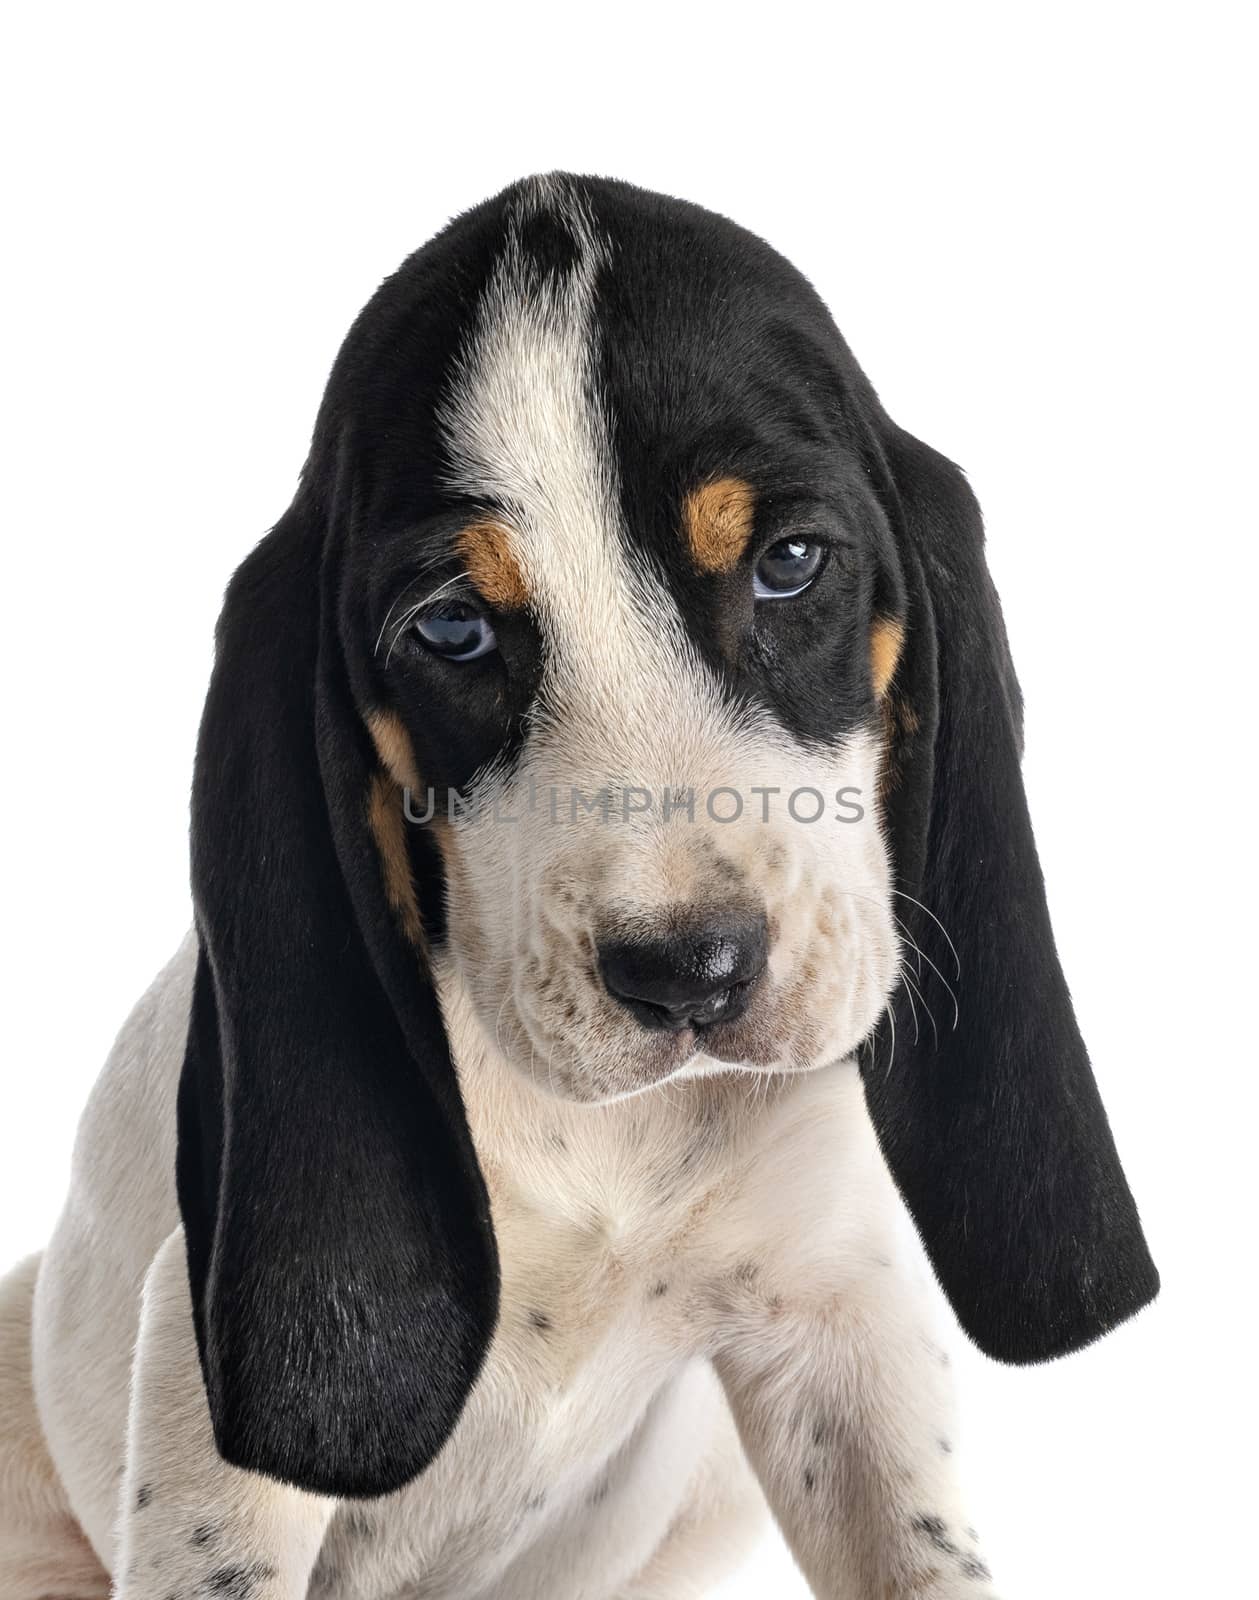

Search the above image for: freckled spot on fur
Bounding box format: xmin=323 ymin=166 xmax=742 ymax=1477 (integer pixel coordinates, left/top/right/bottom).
xmin=528 ymin=1308 xmax=552 ymax=1333
xmin=960 ymin=1553 xmax=993 ymax=1581
xmin=938 ymin=1437 xmax=953 ymax=1455
xmin=525 ymin=1489 xmax=547 ymax=1512
xmin=912 ymin=1514 xmax=960 ymax=1558
xmin=874 ymin=1253 xmax=893 ymax=1268
xmin=802 ymin=1467 xmax=817 ymax=1494
xmin=344 ymin=1509 xmax=375 ymax=1542
xmin=586 ymin=1469 xmax=613 ymax=1507
xmin=650 ymin=1279 xmax=669 ymax=1298
xmin=203 ymin=1563 xmax=278 ymax=1599
xmin=965 ymin=1526 xmax=979 ymax=1543
xmin=191 ymin=1523 xmax=220 ymax=1550
xmin=135 ymin=1483 xmax=153 ymax=1510
xmin=733 ymin=1259 xmax=759 ymax=1286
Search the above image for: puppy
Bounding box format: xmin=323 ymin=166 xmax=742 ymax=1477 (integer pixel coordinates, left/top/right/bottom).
xmin=0 ymin=174 xmax=1157 ymax=1600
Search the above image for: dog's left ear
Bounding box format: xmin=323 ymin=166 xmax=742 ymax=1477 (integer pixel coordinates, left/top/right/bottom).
xmin=863 ymin=426 xmax=1159 ymax=1362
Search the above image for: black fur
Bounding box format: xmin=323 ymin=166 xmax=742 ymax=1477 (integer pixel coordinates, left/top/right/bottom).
xmin=591 ymin=182 xmax=900 ymax=743
xmin=176 ymin=172 xmax=1156 ymax=1502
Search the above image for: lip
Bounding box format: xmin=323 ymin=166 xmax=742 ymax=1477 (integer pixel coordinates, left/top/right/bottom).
xmin=626 ymin=970 xmax=779 ymax=1073
xmin=672 ymin=1012 xmax=780 ymax=1071
xmin=692 ymin=1032 xmax=777 ymax=1069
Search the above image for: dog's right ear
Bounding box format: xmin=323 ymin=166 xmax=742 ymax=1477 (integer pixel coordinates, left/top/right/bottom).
xmin=176 ymin=497 xmax=499 ymax=1499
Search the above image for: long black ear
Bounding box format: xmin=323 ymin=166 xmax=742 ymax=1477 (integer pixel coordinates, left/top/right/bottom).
xmin=863 ymin=427 xmax=1158 ymax=1362
xmin=176 ymin=498 xmax=498 ymax=1497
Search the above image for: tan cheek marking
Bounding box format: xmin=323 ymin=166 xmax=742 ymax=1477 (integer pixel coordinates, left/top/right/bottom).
xmin=367 ymin=709 xmax=421 ymax=791
xmin=870 ymin=616 xmax=905 ymax=699
xmin=457 ymin=519 xmax=529 ymax=609
xmin=878 ymin=691 xmax=921 ymax=800
xmin=682 ymin=477 xmax=756 ymax=574
xmin=367 ymin=771 xmax=425 ymax=947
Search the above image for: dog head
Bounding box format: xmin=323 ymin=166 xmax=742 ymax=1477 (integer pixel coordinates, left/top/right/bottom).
xmin=177 ymin=175 xmax=1157 ymax=1498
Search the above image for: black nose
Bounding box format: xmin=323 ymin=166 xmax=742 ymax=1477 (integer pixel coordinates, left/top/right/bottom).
xmin=597 ymin=914 xmax=769 ymax=1032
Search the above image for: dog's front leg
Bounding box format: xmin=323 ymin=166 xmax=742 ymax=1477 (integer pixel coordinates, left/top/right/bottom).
xmin=714 ymin=1260 xmax=996 ymax=1599
xmin=112 ymin=1230 xmax=335 ymax=1599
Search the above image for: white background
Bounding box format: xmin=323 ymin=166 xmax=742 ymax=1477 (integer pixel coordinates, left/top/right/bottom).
xmin=1 ymin=5 xmax=1253 ymax=1596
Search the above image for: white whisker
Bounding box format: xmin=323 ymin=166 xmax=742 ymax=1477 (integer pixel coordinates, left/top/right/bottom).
xmin=898 ymin=960 xmax=921 ymax=1047
xmin=888 ymin=888 xmax=961 ymax=979
xmin=902 ymin=966 xmax=939 ymax=1052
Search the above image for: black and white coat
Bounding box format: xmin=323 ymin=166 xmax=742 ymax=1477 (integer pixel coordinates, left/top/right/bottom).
xmin=0 ymin=174 xmax=1157 ymax=1600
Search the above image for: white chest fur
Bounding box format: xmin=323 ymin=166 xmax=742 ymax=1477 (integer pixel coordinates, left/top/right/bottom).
xmin=32 ymin=940 xmax=924 ymax=1600
xmin=306 ymin=973 xmax=901 ymax=1600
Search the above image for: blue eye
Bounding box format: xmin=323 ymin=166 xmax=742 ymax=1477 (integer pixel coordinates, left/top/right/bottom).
xmin=753 ymin=538 xmax=825 ymax=599
xmin=413 ymin=604 xmax=497 ymax=661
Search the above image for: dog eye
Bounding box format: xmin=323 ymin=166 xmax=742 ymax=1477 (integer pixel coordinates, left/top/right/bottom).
xmin=412 ymin=604 xmax=498 ymax=661
xmin=753 ymin=538 xmax=825 ymax=599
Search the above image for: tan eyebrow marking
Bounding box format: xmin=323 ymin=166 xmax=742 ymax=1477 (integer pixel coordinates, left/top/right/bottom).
xmin=682 ymin=477 xmax=757 ymax=574
xmin=456 ymin=518 xmax=529 ymax=609
xmin=367 ymin=770 xmax=425 ymax=947
xmin=366 ymin=708 xmax=421 ymax=790
xmin=869 ymin=616 xmax=905 ymax=699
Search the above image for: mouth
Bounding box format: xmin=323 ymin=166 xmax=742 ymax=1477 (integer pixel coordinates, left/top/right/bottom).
xmin=640 ymin=984 xmax=781 ymax=1076
xmin=501 ymin=972 xmax=796 ymax=1104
